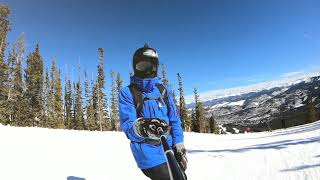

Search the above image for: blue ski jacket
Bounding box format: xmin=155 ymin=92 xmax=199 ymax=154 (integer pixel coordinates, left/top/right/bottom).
xmin=119 ymin=76 xmax=184 ymax=169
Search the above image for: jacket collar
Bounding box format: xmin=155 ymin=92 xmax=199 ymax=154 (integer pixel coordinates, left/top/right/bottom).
xmin=130 ymin=76 xmax=160 ymax=93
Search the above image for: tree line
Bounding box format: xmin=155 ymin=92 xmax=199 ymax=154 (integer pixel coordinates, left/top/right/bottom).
xmin=0 ymin=5 xmax=219 ymax=133
xmin=3 ymin=5 xmax=316 ymax=134
xmin=0 ymin=5 xmax=121 ymax=131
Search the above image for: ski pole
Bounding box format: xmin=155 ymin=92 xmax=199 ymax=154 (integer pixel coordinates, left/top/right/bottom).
xmin=157 ymin=127 xmax=186 ymax=180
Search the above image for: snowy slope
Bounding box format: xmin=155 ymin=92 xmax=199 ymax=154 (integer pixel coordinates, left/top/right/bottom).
xmin=188 ymin=74 xmax=320 ymax=126
xmin=1 ymin=121 xmax=320 ymax=180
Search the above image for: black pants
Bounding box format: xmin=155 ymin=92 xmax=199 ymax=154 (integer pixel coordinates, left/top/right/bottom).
xmin=142 ymin=163 xmax=171 ymax=180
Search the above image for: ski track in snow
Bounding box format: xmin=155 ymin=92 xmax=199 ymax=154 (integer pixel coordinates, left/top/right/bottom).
xmin=1 ymin=121 xmax=320 ymax=180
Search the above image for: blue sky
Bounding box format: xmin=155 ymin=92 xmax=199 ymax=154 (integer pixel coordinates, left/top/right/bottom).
xmin=3 ymin=0 xmax=320 ymax=97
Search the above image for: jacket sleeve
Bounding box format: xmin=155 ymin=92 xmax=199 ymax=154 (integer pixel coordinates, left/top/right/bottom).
xmin=166 ymin=86 xmax=184 ymax=145
xmin=119 ymin=87 xmax=145 ymax=142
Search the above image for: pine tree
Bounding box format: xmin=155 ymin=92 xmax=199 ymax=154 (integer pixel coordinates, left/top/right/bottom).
xmin=209 ymin=114 xmax=218 ymax=134
xmin=6 ymin=45 xmax=17 ymax=125
xmin=63 ymin=66 xmax=71 ymax=129
xmin=87 ymin=96 xmax=98 ymax=130
xmin=56 ymin=71 xmax=64 ymax=128
xmin=73 ymin=64 xmax=85 ymax=130
xmin=161 ymin=64 xmax=168 ymax=86
xmin=88 ymin=76 xmax=99 ymax=130
xmin=0 ymin=5 xmax=10 ymax=124
xmin=306 ymin=95 xmax=317 ymax=124
xmin=41 ymin=68 xmax=50 ymax=128
xmin=64 ymin=76 xmax=72 ymax=129
xmin=170 ymin=84 xmax=178 ymax=105
xmin=116 ymin=72 xmax=123 ymax=92
xmin=43 ymin=68 xmax=52 ymax=128
xmin=51 ymin=58 xmax=64 ymax=129
xmin=0 ymin=56 xmax=8 ymax=124
xmin=96 ymin=48 xmax=109 ymax=131
xmin=83 ymin=70 xmax=90 ymax=129
xmin=177 ymin=73 xmax=191 ymax=132
xmin=45 ymin=61 xmax=56 ymax=128
xmin=45 ymin=68 xmax=55 ymax=128
xmin=192 ymin=89 xmax=200 ymax=132
xmin=25 ymin=44 xmax=44 ymax=127
xmin=190 ymin=108 xmax=196 ymax=132
xmin=0 ymin=5 xmax=10 ymax=59
xmin=110 ymin=70 xmax=119 ymax=131
xmin=6 ymin=35 xmax=24 ymax=125
xmin=71 ymin=82 xmax=77 ymax=129
xmin=12 ymin=34 xmax=26 ymax=126
xmin=6 ymin=35 xmax=26 ymax=126
xmin=193 ymin=88 xmax=206 ymax=133
xmin=116 ymin=72 xmax=123 ymax=131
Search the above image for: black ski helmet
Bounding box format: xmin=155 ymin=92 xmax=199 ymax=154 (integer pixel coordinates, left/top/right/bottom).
xmin=133 ymin=43 xmax=159 ymax=78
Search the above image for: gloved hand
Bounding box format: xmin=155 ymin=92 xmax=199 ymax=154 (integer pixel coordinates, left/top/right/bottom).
xmin=134 ymin=118 xmax=171 ymax=139
xmin=173 ymin=143 xmax=188 ymax=171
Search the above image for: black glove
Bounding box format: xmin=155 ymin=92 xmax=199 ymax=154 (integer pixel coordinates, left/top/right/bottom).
xmin=173 ymin=143 xmax=188 ymax=171
xmin=134 ymin=118 xmax=170 ymax=139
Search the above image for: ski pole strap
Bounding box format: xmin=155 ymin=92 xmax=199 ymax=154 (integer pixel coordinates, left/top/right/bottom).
xmin=156 ymin=84 xmax=170 ymax=113
xmin=129 ymin=84 xmax=143 ymax=118
xmin=129 ymin=83 xmax=170 ymax=119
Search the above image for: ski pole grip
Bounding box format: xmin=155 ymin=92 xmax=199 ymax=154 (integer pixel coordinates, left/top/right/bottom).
xmin=157 ymin=127 xmax=164 ymax=135
xmin=157 ymin=127 xmax=170 ymax=151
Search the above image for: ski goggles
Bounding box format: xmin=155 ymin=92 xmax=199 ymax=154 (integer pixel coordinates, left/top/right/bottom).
xmin=135 ymin=60 xmax=158 ymax=72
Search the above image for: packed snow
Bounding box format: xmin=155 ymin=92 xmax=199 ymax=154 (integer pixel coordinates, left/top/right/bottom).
xmin=1 ymin=121 xmax=320 ymax=180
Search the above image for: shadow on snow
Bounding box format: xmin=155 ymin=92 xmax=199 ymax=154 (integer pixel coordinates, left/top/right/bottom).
xmin=67 ymin=176 xmax=86 ymax=180
xmin=280 ymin=164 xmax=320 ymax=172
xmin=234 ymin=122 xmax=320 ymax=140
xmin=187 ymin=136 xmax=320 ymax=154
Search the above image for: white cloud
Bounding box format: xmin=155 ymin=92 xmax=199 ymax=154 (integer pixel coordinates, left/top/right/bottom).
xmin=282 ymin=71 xmax=305 ymax=78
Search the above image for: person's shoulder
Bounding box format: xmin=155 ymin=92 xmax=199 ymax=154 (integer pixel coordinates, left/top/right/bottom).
xmin=120 ymin=85 xmax=130 ymax=91
xmin=158 ymin=83 xmax=170 ymax=93
xmin=119 ymin=86 xmax=131 ymax=97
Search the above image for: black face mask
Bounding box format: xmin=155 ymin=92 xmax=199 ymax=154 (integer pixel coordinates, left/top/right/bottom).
xmin=134 ymin=60 xmax=158 ymax=78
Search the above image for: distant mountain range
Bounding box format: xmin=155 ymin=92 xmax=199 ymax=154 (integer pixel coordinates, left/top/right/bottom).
xmin=187 ymin=73 xmax=320 ymax=130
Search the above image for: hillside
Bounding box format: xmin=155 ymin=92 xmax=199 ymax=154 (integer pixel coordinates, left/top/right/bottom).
xmin=187 ymin=74 xmax=320 ymax=130
xmin=1 ymin=121 xmax=320 ymax=180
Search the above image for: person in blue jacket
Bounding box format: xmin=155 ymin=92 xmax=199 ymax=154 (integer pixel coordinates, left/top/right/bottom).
xmin=119 ymin=44 xmax=187 ymax=180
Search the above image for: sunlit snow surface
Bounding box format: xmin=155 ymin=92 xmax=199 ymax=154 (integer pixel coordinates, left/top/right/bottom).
xmin=1 ymin=121 xmax=320 ymax=180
